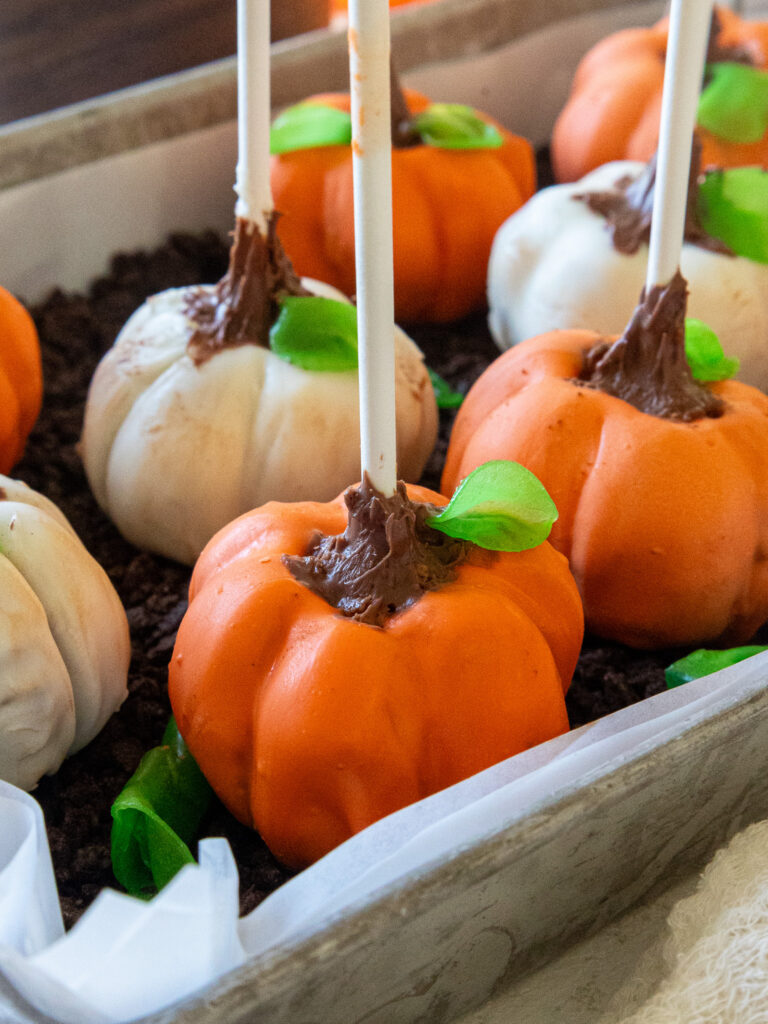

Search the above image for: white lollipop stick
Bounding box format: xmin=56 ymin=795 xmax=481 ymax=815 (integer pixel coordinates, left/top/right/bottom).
xmin=646 ymin=0 xmax=714 ymax=289
xmin=234 ymin=0 xmax=273 ymax=230
xmin=348 ymin=0 xmax=398 ymax=497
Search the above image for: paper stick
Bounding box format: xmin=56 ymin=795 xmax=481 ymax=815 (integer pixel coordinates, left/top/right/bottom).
xmin=348 ymin=0 xmax=398 ymax=497
xmin=234 ymin=0 xmax=273 ymax=230
xmin=645 ymin=0 xmax=714 ymax=289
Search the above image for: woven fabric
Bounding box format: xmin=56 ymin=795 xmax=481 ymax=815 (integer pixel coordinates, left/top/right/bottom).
xmin=616 ymin=819 xmax=768 ymax=1024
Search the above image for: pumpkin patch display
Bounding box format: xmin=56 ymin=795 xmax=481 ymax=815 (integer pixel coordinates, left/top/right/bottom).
xmin=551 ymin=6 xmax=768 ymax=183
xmin=169 ymin=463 xmax=583 ymax=868
xmin=269 ymin=81 xmax=535 ymax=322
xmin=0 ymin=475 xmax=130 ymax=791
xmin=487 ymin=151 xmax=768 ymax=390
xmin=0 ymin=284 xmax=43 ymax=472
xmin=80 ymin=216 xmax=438 ymax=565
xmin=443 ymin=272 xmax=768 ymax=650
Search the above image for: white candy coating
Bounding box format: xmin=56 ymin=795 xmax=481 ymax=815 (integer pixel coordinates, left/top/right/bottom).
xmin=0 ymin=476 xmax=130 ymax=790
xmin=81 ymin=279 xmax=438 ymax=565
xmin=488 ymin=161 xmax=768 ymax=391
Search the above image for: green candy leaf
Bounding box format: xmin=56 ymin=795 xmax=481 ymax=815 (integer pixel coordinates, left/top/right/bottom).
xmin=429 ymin=368 xmax=464 ymax=409
xmin=697 ymin=62 xmax=768 ymax=144
xmin=111 ymin=718 xmax=212 ymax=899
xmin=697 ymin=167 xmax=768 ymax=264
xmin=270 ymin=295 xmax=359 ymax=371
xmin=684 ymin=318 xmax=739 ymax=382
xmin=270 ymin=102 xmax=352 ymax=154
xmin=413 ymin=103 xmax=503 ymax=150
xmin=666 ymin=645 xmax=768 ymax=688
xmin=428 ymin=460 xmax=558 ymax=552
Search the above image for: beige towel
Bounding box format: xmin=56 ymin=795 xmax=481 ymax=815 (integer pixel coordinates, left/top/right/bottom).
xmin=614 ymin=819 xmax=768 ymax=1024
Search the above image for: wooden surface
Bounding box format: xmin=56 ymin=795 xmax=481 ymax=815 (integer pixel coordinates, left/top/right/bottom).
xmin=0 ymin=0 xmax=236 ymax=123
xmin=0 ymin=0 xmax=331 ymax=125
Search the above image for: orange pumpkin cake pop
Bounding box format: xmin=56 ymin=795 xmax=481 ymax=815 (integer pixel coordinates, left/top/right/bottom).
xmin=552 ymin=6 xmax=768 ymax=183
xmin=169 ymin=469 xmax=583 ymax=868
xmin=444 ymin=272 xmax=768 ymax=650
xmin=169 ymin=2 xmax=580 ymax=871
xmin=270 ymin=69 xmax=535 ymax=322
xmin=0 ymin=285 xmax=42 ymax=472
xmin=457 ymin=0 xmax=768 ymax=650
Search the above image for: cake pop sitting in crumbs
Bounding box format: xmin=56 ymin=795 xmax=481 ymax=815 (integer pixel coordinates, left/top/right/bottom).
xmin=0 ymin=284 xmax=42 ymax=471
xmin=551 ymin=6 xmax=768 ymax=183
xmin=79 ymin=222 xmax=437 ymax=565
xmin=270 ymin=67 xmax=535 ymax=323
xmin=446 ymin=0 xmax=768 ymax=651
xmin=80 ymin=0 xmax=437 ymax=566
xmin=168 ymin=0 xmax=582 ymax=873
xmin=0 ymin=476 xmax=129 ymax=791
xmin=487 ymin=142 xmax=768 ymax=390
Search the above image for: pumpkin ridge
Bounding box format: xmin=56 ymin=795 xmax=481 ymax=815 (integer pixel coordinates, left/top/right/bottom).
xmin=392 ymin=151 xmax=446 ymax=321
xmin=424 ymin=161 xmax=462 ymax=321
xmin=103 ymin=348 xmax=265 ymax=560
xmin=175 ymin=570 xmax=316 ymax=826
xmin=404 ymin=146 xmax=503 ymax=322
xmin=251 ymin=612 xmax=422 ymax=862
xmin=82 ymin=291 xmax=192 ymax=511
xmin=317 ymin=158 xmax=359 ymax=287
xmin=540 ymin=375 xmax=609 ymax=564
xmin=446 ymin=553 xmax=583 ymax=690
xmin=713 ymin=394 xmax=768 ymax=628
xmin=248 ymin=590 xmax=339 ymax=840
xmin=394 ymin=582 xmax=567 ymax=780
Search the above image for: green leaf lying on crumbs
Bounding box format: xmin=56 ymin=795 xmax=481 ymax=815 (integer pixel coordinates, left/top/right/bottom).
xmin=665 ymin=645 xmax=768 ymax=688
xmin=270 ymin=295 xmax=359 ymax=372
xmin=428 ymin=460 xmax=558 ymax=552
xmin=429 ymin=368 xmax=464 ymax=408
xmin=111 ymin=717 xmax=212 ymax=898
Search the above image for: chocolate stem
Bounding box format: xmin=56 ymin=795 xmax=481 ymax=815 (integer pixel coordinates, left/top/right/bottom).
xmin=580 ymin=271 xmax=724 ymax=422
xmin=706 ymin=8 xmax=755 ymax=66
xmin=284 ymin=475 xmax=467 ymax=627
xmin=390 ymin=59 xmax=421 ymax=148
xmin=576 ymin=136 xmax=731 ymax=256
xmin=185 ymin=214 xmax=309 ymax=364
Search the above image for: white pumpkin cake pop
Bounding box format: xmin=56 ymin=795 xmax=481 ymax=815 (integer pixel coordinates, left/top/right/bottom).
xmin=80 ymin=231 xmax=436 ymax=565
xmin=0 ymin=475 xmax=129 ymax=791
xmin=487 ymin=149 xmax=768 ymax=390
xmin=80 ymin=0 xmax=437 ymax=566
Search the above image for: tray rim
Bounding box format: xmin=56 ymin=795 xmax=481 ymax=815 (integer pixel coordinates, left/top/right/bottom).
xmin=142 ymin=677 xmax=768 ymax=1024
xmin=0 ymin=0 xmax=645 ymax=191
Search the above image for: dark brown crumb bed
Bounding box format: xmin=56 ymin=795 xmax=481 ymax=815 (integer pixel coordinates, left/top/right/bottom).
xmin=17 ymin=225 xmax=756 ymax=929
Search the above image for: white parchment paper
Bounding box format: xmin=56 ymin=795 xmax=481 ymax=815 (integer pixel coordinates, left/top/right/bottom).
xmin=1 ymin=654 xmax=766 ymax=1024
